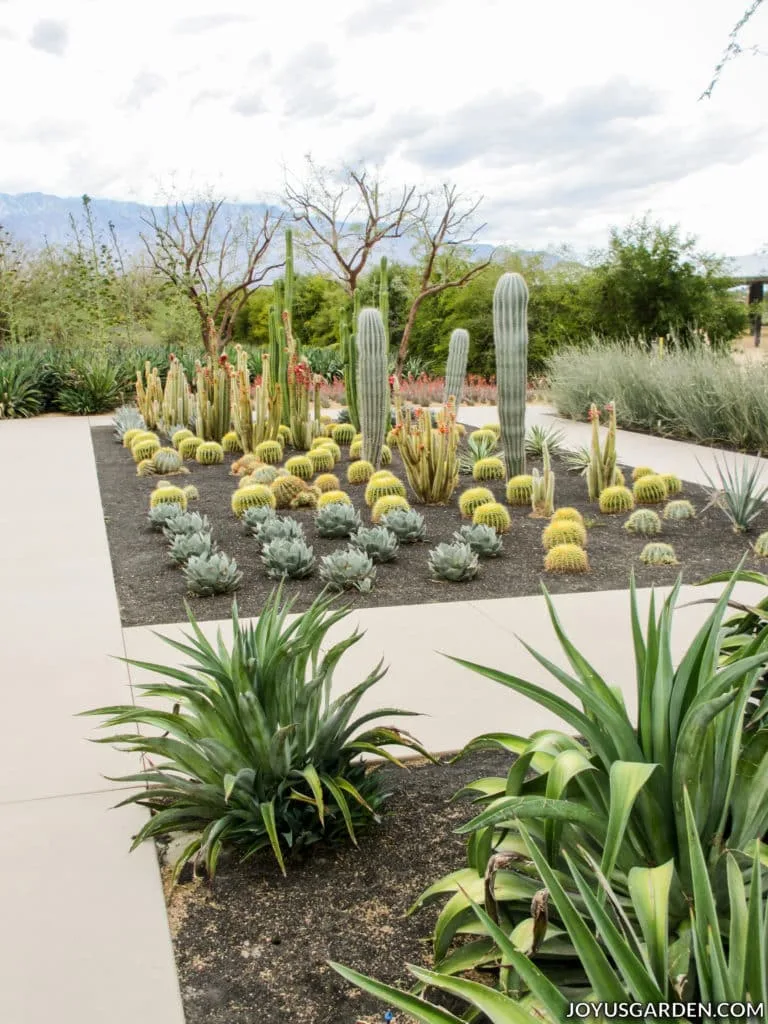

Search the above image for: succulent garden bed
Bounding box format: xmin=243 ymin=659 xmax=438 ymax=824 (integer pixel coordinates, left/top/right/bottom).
xmin=92 ymin=425 xmax=768 ymax=628
xmin=163 ymin=748 xmax=510 ymax=1024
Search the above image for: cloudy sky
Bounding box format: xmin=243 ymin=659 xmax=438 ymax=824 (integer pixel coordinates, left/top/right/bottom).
xmin=0 ymin=0 xmax=766 ymax=255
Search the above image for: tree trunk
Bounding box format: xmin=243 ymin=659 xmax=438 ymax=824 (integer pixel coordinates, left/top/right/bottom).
xmin=749 ymin=281 xmax=764 ymax=347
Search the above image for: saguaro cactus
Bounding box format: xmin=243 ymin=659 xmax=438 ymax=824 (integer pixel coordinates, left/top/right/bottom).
xmin=493 ymin=272 xmax=529 ymax=477
xmin=444 ymin=328 xmax=469 ymax=407
xmin=356 ymin=308 xmax=389 ymax=469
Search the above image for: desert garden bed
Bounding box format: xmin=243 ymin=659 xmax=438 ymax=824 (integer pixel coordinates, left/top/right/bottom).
xmin=164 ymin=748 xmax=510 ymax=1024
xmin=92 ymin=425 xmax=767 ymax=628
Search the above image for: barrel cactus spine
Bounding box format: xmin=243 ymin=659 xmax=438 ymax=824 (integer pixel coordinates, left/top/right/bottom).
xmin=444 ymin=328 xmax=470 ymax=407
xmin=493 ymin=272 xmax=528 ymax=478
xmin=356 ymin=308 xmax=389 ymax=469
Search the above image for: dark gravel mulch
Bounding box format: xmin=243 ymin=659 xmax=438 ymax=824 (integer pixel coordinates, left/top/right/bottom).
xmin=165 ymin=749 xmax=512 ymax=1024
xmin=91 ymin=426 xmax=768 ymax=628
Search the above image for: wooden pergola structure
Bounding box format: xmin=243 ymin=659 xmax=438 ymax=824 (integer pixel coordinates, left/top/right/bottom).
xmin=734 ymin=274 xmax=768 ymax=346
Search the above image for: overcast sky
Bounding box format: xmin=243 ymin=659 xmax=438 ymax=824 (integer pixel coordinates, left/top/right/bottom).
xmin=0 ymin=0 xmax=766 ymax=255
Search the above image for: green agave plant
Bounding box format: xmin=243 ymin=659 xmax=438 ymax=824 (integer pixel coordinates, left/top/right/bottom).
xmin=81 ymin=587 xmax=432 ymax=880
xmin=401 ymin=569 xmax=768 ymax=992
xmin=331 ymin=794 xmax=768 ymax=1021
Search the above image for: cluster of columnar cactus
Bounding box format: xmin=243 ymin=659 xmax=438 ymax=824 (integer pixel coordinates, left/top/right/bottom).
xmin=135 ymin=362 xmax=163 ymax=429
xmin=194 ymin=354 xmax=231 ymax=442
xmin=392 ymin=381 xmax=459 ymax=503
xmin=161 ymin=355 xmax=192 ymax=430
xmin=530 ymin=441 xmax=555 ymax=518
xmin=586 ymin=402 xmax=618 ymax=501
xmin=493 ymin=273 xmax=528 ymax=477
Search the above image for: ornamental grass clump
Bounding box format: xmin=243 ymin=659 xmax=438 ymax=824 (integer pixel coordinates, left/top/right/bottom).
xmin=428 ymin=541 xmax=479 ymax=582
xmin=405 ymin=569 xmax=768 ymax=1000
xmin=392 ymin=381 xmax=459 ymax=503
xmin=83 ymin=589 xmax=429 ymax=878
xmin=452 ymin=523 xmax=503 ymax=558
xmin=458 ymin=433 xmax=499 ymax=476
xmin=525 ymin=423 xmax=566 ymax=457
xmin=380 ymin=507 xmax=425 ymax=542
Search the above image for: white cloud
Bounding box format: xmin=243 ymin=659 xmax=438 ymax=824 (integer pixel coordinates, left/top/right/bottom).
xmin=0 ymin=0 xmax=765 ymax=254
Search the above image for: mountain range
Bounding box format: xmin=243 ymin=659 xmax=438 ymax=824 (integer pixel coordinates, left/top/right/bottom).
xmin=0 ymin=192 xmax=762 ymax=279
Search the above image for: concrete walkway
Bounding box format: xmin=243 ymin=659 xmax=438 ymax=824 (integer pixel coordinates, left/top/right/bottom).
xmin=1 ymin=407 xmax=766 ymax=1023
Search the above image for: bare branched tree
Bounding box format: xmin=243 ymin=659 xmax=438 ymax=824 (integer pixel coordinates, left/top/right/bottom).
xmin=284 ymin=156 xmax=422 ymax=295
xmin=140 ymin=196 xmax=284 ymax=354
xmin=700 ymin=0 xmax=766 ymax=98
xmin=394 ymin=185 xmax=494 ymax=374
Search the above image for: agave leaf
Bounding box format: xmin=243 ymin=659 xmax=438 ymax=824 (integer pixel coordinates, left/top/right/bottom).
xmin=456 ymin=795 xmax=608 ymax=839
xmin=627 ymin=860 xmax=675 ymax=993
xmin=409 ymin=965 xmax=542 ymax=1024
xmin=600 ymin=761 xmax=658 ymax=883
xmin=543 ymin=749 xmax=596 ymax=862
xmin=328 ymin=962 xmax=464 ymax=1023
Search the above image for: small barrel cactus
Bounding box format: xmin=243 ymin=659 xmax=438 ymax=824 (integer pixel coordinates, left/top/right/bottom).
xmin=132 ymin=430 xmax=159 ymax=447
xmin=544 ymin=543 xmax=589 ymax=573
xmin=261 ymin=537 xmax=316 ymax=579
xmin=315 ymin=473 xmax=341 ymax=493
xmin=255 ymin=516 xmax=305 ymax=546
xmin=350 ymin=525 xmax=399 ymax=563
xmin=183 ymin=551 xmax=243 ymax=596
xmin=369 ymin=470 xmax=397 ymax=484
xmin=319 ymin=547 xmax=377 ymax=592
xmin=136 ymin=458 xmax=157 ymax=477
xmin=254 ymin=440 xmax=284 ymax=464
xmin=152 ymin=447 xmax=185 ymax=474
xmin=271 ymin=475 xmax=309 ymax=509
xmin=386 ymin=428 xmax=399 ymax=447
xmin=332 ymin=423 xmax=356 ymax=445
xmin=169 ymin=530 xmax=215 ymax=566
xmin=633 ymin=475 xmax=668 ymax=505
xmin=613 ymin=468 xmax=626 ymax=487
xmin=624 ymin=509 xmax=662 ymax=536
xmin=148 ymin=502 xmax=185 ymax=530
xmin=542 ymin=520 xmax=587 ymax=550
xmin=182 ymin=485 xmax=199 ymax=501
xmin=149 ymin=484 xmax=188 ymax=511
xmin=315 ymin=502 xmax=363 ymax=538
xmin=380 ymin=507 xmax=426 ymax=542
xmin=250 ymin=465 xmax=280 ymax=486
xmin=365 ymin=477 xmax=407 ymax=507
xmin=458 ymin=487 xmax=495 ymax=518
xmin=473 ymin=502 xmax=512 ymax=534
xmin=428 ymin=541 xmax=479 ymax=582
xmin=551 ymin=507 xmax=584 ymax=525
xmin=230 ymin=453 xmax=263 ymax=476
xmin=505 ymin=474 xmax=534 ymax=506
xmin=639 ymin=542 xmax=678 ymax=566
xmin=231 ymin=484 xmax=277 ymax=518
xmin=348 ymin=460 xmax=375 ymax=485
xmin=380 ymin=444 xmax=392 ymax=466
xmin=753 ymin=531 xmax=768 ymax=557
xmin=311 ymin=436 xmax=330 ymax=449
xmin=632 ymin=466 xmax=655 ymax=482
xmin=178 ymin=435 xmax=204 ymax=460
xmin=242 ymin=504 xmax=278 ymax=534
xmin=285 ymin=455 xmax=314 ymax=480
xmin=599 ymin=486 xmax=635 ymax=514
xmin=171 ymin=428 xmax=194 ymax=449
xmin=132 ymin=438 xmax=160 ymax=463
xmin=307 ymin=447 xmax=335 ymax=473
xmin=473 ymin=456 xmax=506 ymax=482
xmin=349 ymin=439 xmax=363 ymax=460
xmin=371 ymin=494 xmax=411 ymax=524
xmin=663 ymin=500 xmax=695 ymax=522
xmin=195 ymin=441 xmax=225 ymax=466
xmin=317 ymin=439 xmax=341 ymax=462
xmin=277 ymin=425 xmax=292 ymax=446
xmin=660 ymin=473 xmax=683 ymax=497
xmin=469 ymin=428 xmax=497 ymax=445
xmin=317 ymin=489 xmax=353 ymax=508
xmin=222 ymin=430 xmax=242 ymax=453
xmin=122 ymin=428 xmax=144 ymax=449
xmin=290 ymin=489 xmax=320 ymax=510
xmin=453 ymin=523 xmax=503 ymax=558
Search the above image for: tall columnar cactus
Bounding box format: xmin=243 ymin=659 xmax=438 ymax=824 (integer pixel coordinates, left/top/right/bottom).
xmin=135 ymin=361 xmax=163 ymax=430
xmin=356 ymin=307 xmax=389 ymax=469
xmin=586 ymin=401 xmax=618 ymax=501
xmin=493 ymin=272 xmax=529 ymax=477
xmin=378 ymin=257 xmax=389 ymax=340
xmin=530 ymin=440 xmax=555 ymax=518
xmin=161 ymin=355 xmax=191 ymax=430
xmin=266 ymin=230 xmax=297 ymax=426
xmin=194 ymin=354 xmax=231 ymax=442
xmin=340 ymin=291 xmax=362 ymax=431
xmin=284 ymin=311 xmax=320 ymax=451
xmin=444 ymin=328 xmax=469 ymax=407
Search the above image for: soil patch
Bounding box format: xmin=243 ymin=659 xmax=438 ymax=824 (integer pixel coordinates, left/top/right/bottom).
xmin=166 ymin=749 xmax=511 ymax=1024
xmin=91 ymin=426 xmax=768 ymax=628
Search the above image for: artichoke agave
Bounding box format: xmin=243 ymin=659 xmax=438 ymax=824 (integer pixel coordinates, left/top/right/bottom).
xmin=428 ymin=541 xmax=479 ymax=581
xmin=261 ymin=537 xmax=316 ymax=579
xmin=183 ymin=551 xmax=242 ymax=596
xmin=349 ymin=526 xmax=399 ymax=564
xmin=315 ymin=502 xmax=363 ymax=539
xmin=453 ymin=523 xmax=504 ymax=558
xmin=319 ymin=548 xmax=377 ymax=592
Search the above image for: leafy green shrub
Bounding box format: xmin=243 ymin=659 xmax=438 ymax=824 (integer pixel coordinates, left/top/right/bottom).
xmin=414 ymin=573 xmax=768 ymax=991
xmin=428 ymin=541 xmax=479 ymax=581
xmin=261 ymin=537 xmax=316 ymax=579
xmin=183 ymin=551 xmax=242 ymax=596
xmin=319 ymin=548 xmax=376 ymax=592
xmin=0 ymin=354 xmax=45 ymax=418
xmin=57 ymin=357 xmax=123 ymax=414
xmin=82 ymin=590 xmax=428 ymax=878
xmin=452 ymin=523 xmax=503 ymax=557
